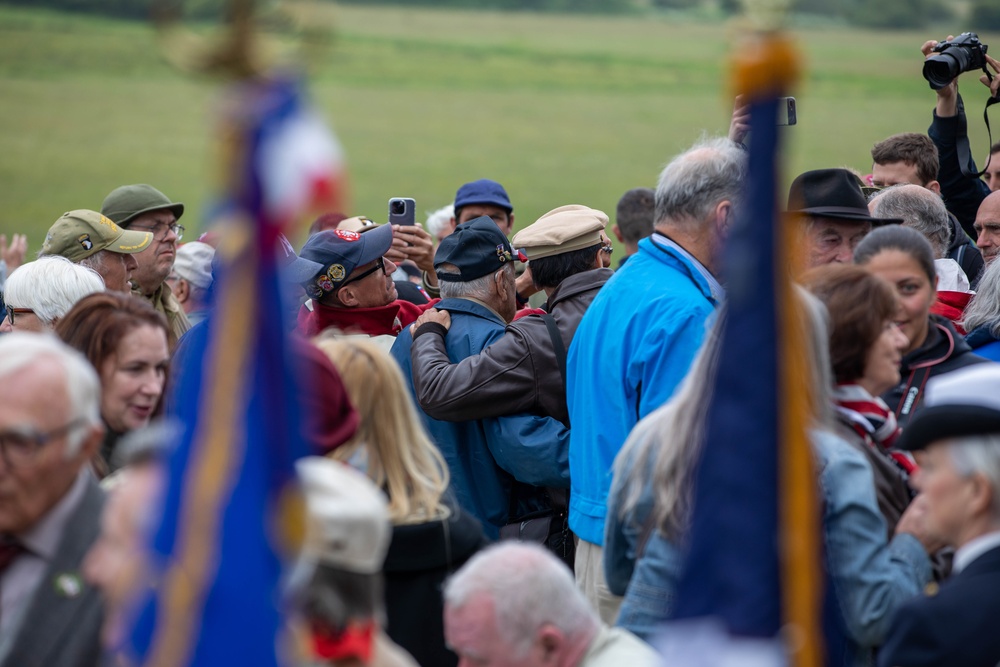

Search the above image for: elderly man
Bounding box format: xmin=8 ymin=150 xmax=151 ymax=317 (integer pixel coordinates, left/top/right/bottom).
xmin=290 ymin=223 xmax=438 ymax=350
xmin=101 ymin=184 xmax=190 ymax=345
xmin=0 ymin=333 xmax=105 ymax=667
xmin=443 ymin=543 xmax=656 ymax=667
xmin=789 ymin=168 xmax=902 ymax=269
xmin=974 ymin=191 xmax=1000 ymax=267
xmin=39 ymin=209 xmax=153 ymax=293
xmin=0 ymin=256 xmax=104 ymax=334
xmin=409 ymin=204 xmax=614 ymax=426
xmin=166 ymin=241 xmax=215 ymax=326
xmin=870 ymin=133 xmax=984 ymax=285
xmin=566 ymin=136 xmax=744 ymax=622
xmin=391 ymin=217 xmax=569 ymax=539
xmin=878 ymin=364 xmax=1000 ymax=667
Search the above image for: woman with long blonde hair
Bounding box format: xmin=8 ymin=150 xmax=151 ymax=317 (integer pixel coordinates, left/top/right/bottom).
xmin=314 ymin=337 xmax=485 ymax=667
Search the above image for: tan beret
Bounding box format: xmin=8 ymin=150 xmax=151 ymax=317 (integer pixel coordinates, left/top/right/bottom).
xmin=512 ymin=205 xmax=609 ymax=260
xmin=336 ymin=216 xmax=380 ymax=234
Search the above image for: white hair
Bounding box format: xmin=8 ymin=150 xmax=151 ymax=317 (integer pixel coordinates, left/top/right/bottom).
xmin=654 ymin=135 xmax=747 ymax=229
xmin=3 ymin=256 xmax=105 ymax=326
xmin=963 ymin=258 xmax=1000 ymax=336
xmin=444 ymin=542 xmax=597 ymax=657
xmin=425 ymin=204 xmax=455 ymax=239
xmin=869 ymin=184 xmax=951 ymax=259
xmin=437 ymin=262 xmax=513 ymax=301
xmin=948 ymin=435 xmax=1000 ymax=521
xmin=0 ymin=332 xmax=102 ymax=455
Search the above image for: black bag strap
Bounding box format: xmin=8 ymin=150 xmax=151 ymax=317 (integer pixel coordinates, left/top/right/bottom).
xmin=895 ymin=365 xmax=933 ymax=428
xmin=955 ymin=90 xmax=1000 ymax=179
xmin=539 ymin=313 xmax=566 ymax=385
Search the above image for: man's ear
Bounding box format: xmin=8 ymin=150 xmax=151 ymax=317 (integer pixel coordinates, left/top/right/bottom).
xmin=716 ymin=201 xmax=733 ymax=235
xmin=336 ymin=285 xmax=360 ymax=308
xmin=504 ymin=213 xmax=515 ymax=237
xmin=925 ymin=180 xmax=941 ymax=195
xmin=536 ymin=625 xmax=564 ymax=666
xmin=968 ymin=472 xmax=995 ymax=517
xmin=613 ymin=224 xmax=625 ymax=244
xmin=174 ymin=278 xmax=190 ymax=305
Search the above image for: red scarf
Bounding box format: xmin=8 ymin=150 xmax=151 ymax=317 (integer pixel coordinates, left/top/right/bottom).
xmin=833 ymin=384 xmax=918 ymax=476
xmin=310 ymin=620 xmax=375 ymax=663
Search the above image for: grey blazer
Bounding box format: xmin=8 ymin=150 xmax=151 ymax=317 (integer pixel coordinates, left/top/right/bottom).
xmin=2 ymin=476 xmax=105 ymax=667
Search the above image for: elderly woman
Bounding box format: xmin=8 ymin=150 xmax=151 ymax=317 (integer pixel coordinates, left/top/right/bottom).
xmin=803 ymin=263 xmax=913 ymax=535
xmin=0 ymin=256 xmax=104 ymax=333
xmin=55 ymin=291 xmax=170 ymax=475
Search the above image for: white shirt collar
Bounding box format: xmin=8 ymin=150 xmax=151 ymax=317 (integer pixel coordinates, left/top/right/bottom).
xmin=953 ymin=530 xmax=1000 ymax=574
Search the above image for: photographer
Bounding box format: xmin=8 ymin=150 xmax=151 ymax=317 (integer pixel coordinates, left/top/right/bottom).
xmin=923 ymin=36 xmax=1000 ymax=240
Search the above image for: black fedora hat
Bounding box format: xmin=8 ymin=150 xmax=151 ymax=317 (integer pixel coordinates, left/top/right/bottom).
xmin=787 ymin=169 xmax=903 ymax=225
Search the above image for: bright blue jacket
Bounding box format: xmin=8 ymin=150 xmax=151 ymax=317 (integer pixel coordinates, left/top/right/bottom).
xmin=391 ymin=297 xmax=570 ymax=539
xmin=566 ymin=237 xmax=718 ymax=545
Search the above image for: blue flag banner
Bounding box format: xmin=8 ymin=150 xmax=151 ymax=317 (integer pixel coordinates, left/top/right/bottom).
xmin=667 ymin=36 xmax=834 ymax=667
xmin=122 ymin=76 xmax=339 ymax=667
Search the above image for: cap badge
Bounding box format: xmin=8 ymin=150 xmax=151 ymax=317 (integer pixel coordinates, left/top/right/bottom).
xmin=334 ymin=230 xmax=361 ymax=242
xmin=316 ymin=275 xmax=335 ymax=293
xmin=496 ymin=245 xmax=512 ymax=263
xmin=77 ymin=234 xmax=93 ymax=251
xmin=53 ymin=572 xmax=83 ymax=598
xmin=305 ymin=283 xmax=323 ymax=300
xmin=327 ymin=264 xmax=346 ymax=282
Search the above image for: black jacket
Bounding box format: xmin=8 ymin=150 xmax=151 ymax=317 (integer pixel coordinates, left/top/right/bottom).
xmin=928 ymin=105 xmax=991 ymax=241
xmin=881 ymin=315 xmax=988 ymax=426
xmin=382 ymin=506 xmax=487 ymax=667
xmin=946 ymin=212 xmax=984 ymax=290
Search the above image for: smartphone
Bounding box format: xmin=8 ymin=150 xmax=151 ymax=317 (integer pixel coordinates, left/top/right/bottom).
xmin=388 ymin=197 xmax=416 ymax=226
xmin=777 ymin=97 xmax=797 ymax=126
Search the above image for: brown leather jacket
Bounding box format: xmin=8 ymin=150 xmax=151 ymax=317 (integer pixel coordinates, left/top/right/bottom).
xmin=409 ymin=268 xmax=613 ymax=425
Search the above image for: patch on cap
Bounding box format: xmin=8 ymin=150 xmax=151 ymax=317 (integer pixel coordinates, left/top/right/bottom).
xmin=496 ymin=244 xmax=512 ymax=263
xmin=78 ymin=234 xmax=93 ymax=251
xmin=334 ymin=230 xmax=361 ymax=242
xmin=327 ymin=264 xmax=346 ymax=282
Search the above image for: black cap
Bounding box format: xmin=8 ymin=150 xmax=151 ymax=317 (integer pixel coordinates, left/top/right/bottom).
xmin=787 ymin=169 xmax=903 ymax=226
xmin=896 ymin=365 xmax=1000 ymax=451
xmin=434 ymin=216 xmax=515 ymax=282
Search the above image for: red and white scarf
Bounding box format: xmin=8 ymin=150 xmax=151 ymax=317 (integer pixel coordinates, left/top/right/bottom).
xmin=833 ymin=384 xmax=918 ymax=476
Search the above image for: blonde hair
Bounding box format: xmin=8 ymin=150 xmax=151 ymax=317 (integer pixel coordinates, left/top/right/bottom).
xmin=313 ymin=336 xmax=450 ymax=525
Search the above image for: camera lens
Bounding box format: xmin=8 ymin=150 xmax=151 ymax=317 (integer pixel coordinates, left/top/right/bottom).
xmin=923 ymin=54 xmax=961 ymax=90
xmin=391 ymin=200 xmax=405 ymax=215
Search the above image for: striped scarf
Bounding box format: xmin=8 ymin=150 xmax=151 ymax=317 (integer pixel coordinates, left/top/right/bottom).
xmin=833 ymin=383 xmax=918 ymax=476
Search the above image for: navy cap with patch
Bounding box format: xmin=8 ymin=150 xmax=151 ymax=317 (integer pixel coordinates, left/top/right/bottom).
xmin=287 ymin=224 xmax=393 ymax=295
xmin=434 ymin=216 xmax=516 ymax=282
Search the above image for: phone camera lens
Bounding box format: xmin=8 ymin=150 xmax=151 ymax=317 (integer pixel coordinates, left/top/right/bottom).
xmin=391 ymin=200 xmax=405 ymax=215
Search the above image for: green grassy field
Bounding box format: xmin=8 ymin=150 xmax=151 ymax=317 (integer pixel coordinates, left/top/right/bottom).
xmin=0 ymin=4 xmax=997 ymax=249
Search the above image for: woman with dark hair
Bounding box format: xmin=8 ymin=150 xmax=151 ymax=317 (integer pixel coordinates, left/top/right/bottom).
xmin=854 ymin=225 xmax=987 ymax=424
xmin=803 ymin=264 xmax=913 ymax=535
xmin=56 ymin=291 xmax=170 ymax=475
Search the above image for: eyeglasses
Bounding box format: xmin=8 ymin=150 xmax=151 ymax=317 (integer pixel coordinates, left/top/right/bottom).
xmin=129 ymin=221 xmax=185 ymax=242
xmin=0 ymin=418 xmax=87 ymax=469
xmin=338 ymin=257 xmax=386 ymax=290
xmin=4 ymin=307 xmax=34 ymax=326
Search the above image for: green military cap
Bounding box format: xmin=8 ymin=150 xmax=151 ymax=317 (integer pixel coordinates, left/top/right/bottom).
xmin=511 ymin=205 xmax=609 ymax=260
xmin=41 ymin=210 xmax=153 ymax=262
xmin=101 ymin=184 xmax=185 ymax=226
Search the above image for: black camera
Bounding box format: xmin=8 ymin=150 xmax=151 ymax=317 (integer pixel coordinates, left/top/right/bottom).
xmin=923 ymin=32 xmax=989 ymax=90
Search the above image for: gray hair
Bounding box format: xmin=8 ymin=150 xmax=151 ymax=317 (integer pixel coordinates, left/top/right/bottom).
xmin=288 ymin=561 xmax=385 ymax=630
xmin=425 ymin=203 xmax=455 ymax=239
xmin=4 ymin=256 xmax=105 ymax=327
xmin=963 ymin=258 xmax=1000 ymax=336
xmin=654 ymin=136 xmax=747 ymax=230
xmin=443 ymin=542 xmax=597 ymax=658
xmin=437 ymin=262 xmax=513 ymax=301
xmin=0 ymin=332 xmax=102 ymax=455
xmin=948 ymin=435 xmax=1000 ymax=521
xmin=868 ymin=184 xmax=951 ymax=258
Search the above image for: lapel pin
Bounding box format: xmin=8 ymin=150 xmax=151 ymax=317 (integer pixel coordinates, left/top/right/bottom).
xmin=54 ymin=572 xmax=83 ymax=598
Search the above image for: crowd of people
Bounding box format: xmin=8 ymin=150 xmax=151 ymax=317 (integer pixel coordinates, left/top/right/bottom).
xmin=3 ymin=38 xmax=1000 ymax=667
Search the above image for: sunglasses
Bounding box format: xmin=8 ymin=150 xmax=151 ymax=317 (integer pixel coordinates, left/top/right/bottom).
xmin=339 ymin=257 xmax=387 ymax=289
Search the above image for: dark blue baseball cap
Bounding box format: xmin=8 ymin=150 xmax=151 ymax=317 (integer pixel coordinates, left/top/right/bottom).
xmin=434 ymin=216 xmax=516 ymax=282
xmin=454 ymin=179 xmax=513 ymax=214
xmin=287 ymin=224 xmax=394 ymax=293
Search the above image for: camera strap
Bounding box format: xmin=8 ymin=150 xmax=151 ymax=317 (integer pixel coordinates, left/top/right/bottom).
xmin=955 ymin=82 xmax=1000 ymax=179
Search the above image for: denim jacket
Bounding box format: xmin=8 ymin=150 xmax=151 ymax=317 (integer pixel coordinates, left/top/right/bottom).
xmin=604 ymin=429 xmax=931 ymax=659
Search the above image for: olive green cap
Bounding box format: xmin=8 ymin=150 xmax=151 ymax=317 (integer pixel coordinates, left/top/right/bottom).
xmin=41 ymin=210 xmax=154 ymax=262
xmin=101 ymin=184 xmax=185 ymax=227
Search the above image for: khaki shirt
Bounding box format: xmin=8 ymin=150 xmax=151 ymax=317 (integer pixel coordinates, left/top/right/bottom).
xmin=135 ymin=282 xmax=191 ymax=348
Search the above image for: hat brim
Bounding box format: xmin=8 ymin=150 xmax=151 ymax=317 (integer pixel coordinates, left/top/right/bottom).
xmin=118 ymin=202 xmax=185 ymax=227
xmin=790 ymin=207 xmax=903 ymax=227
xmin=455 ymin=196 xmax=513 ymax=213
xmin=355 ymin=222 xmax=394 ymax=266
xmin=895 ymin=404 xmax=1000 ymax=451
xmin=109 ymin=228 xmax=154 ymax=254
xmin=286 ymin=256 xmax=326 ymax=285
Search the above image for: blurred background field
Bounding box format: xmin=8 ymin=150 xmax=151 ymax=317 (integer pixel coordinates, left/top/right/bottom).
xmin=0 ymin=3 xmax=997 ymax=248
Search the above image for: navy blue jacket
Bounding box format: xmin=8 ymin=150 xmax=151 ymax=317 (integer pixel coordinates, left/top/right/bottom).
xmin=390 ymin=297 xmax=569 ymax=538
xmin=878 ymin=544 xmax=1000 ymax=667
